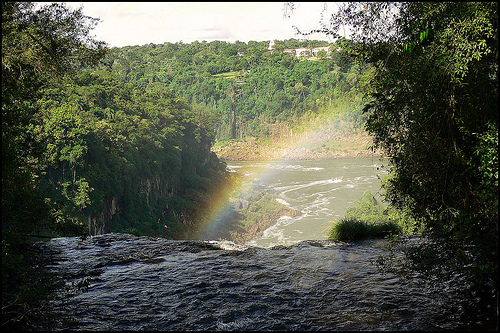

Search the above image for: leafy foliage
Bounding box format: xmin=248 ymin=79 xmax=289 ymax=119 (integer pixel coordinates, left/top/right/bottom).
xmin=97 ymin=38 xmax=370 ymax=141
xmin=33 ymin=70 xmax=229 ymax=237
xmin=327 ymin=2 xmax=498 ymax=283
xmin=2 ymin=3 xmax=231 ymax=329
xmin=2 ymin=2 xmax=107 ymax=329
xmin=328 ymin=217 xmax=401 ymax=241
xmin=327 ymin=190 xmax=403 ymax=240
xmin=2 ymin=0 xmax=107 ymax=257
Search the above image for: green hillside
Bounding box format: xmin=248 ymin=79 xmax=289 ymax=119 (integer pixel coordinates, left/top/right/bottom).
xmin=97 ymin=38 xmax=375 ymax=158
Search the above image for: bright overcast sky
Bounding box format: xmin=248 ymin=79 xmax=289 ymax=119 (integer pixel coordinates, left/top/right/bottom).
xmin=40 ymin=2 xmax=344 ymax=47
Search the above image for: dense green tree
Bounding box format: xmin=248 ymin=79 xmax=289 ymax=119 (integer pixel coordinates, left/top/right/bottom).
xmin=33 ymin=69 xmax=228 ymax=238
xmin=2 ymin=4 xmax=232 ymax=328
xmin=2 ymin=1 xmax=107 ymax=240
xmin=2 ymin=2 xmax=107 ymax=329
xmin=323 ymin=2 xmax=498 ymax=284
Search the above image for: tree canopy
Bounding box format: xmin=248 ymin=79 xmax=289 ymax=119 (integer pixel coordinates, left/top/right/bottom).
xmin=319 ymin=2 xmax=498 ymax=283
xmin=97 ymin=37 xmax=369 ymax=141
xmin=2 ymin=3 xmax=231 ymax=328
xmin=2 ymin=2 xmax=107 ymax=243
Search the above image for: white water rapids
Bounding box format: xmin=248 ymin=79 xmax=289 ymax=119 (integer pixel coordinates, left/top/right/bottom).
xmin=227 ymin=158 xmax=388 ymax=247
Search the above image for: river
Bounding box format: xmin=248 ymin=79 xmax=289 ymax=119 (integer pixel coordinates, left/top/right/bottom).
xmin=37 ymin=158 xmax=496 ymax=330
xmin=226 ymin=158 xmax=388 ymax=247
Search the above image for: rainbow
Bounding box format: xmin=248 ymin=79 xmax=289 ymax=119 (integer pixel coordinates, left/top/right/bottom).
xmin=191 ymin=115 xmax=367 ymax=242
xmin=189 ymin=159 xmax=282 ymax=241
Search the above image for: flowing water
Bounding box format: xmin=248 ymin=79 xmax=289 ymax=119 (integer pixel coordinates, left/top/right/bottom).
xmin=38 ymin=158 xmax=496 ymax=330
xmin=227 ymin=158 xmax=388 ymax=247
xmin=41 ymin=234 xmax=488 ymax=331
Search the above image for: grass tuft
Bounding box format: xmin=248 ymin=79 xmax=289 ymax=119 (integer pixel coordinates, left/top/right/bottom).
xmin=328 ymin=217 xmax=401 ymax=240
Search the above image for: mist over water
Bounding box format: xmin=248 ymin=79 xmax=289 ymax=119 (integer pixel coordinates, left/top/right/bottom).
xmin=227 ymin=158 xmax=388 ymax=247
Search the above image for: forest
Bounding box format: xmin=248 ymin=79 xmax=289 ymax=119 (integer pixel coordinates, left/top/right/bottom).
xmin=97 ymin=36 xmax=370 ymax=143
xmin=2 ymin=2 xmax=497 ymax=329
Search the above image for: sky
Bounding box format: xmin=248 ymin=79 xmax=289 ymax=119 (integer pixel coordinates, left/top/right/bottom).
xmin=41 ymin=2 xmax=343 ymax=47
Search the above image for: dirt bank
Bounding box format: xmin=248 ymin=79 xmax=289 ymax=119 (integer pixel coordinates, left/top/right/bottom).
xmin=213 ymin=136 xmax=383 ymax=161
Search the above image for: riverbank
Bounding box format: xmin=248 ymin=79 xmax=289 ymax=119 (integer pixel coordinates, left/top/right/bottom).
xmin=230 ymin=205 xmax=301 ymax=245
xmin=212 ymin=133 xmax=383 ymax=161
xmin=202 ymin=191 xmax=301 ymax=245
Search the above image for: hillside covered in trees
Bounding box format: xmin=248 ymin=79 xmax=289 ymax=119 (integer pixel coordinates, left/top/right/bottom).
xmin=2 ymin=2 xmax=231 ymax=276
xmin=97 ymin=37 xmax=374 ymax=159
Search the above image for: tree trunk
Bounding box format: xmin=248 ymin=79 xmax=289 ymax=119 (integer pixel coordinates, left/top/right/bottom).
xmin=230 ymin=101 xmax=236 ymax=140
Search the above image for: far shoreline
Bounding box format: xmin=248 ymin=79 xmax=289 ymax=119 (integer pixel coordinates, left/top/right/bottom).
xmin=212 ymin=134 xmax=385 ymax=161
xmin=215 ymin=149 xmax=385 ymax=162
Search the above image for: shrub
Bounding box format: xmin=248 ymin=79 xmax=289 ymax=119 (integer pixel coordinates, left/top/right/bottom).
xmin=328 ymin=217 xmax=401 ymax=240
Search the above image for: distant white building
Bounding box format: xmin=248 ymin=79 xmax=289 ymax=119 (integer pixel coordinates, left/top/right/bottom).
xmin=311 ymin=46 xmax=330 ymax=56
xmin=270 ymin=40 xmax=335 ymax=58
xmin=296 ymin=48 xmax=310 ymax=57
xmin=268 ymin=40 xmax=275 ymax=51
